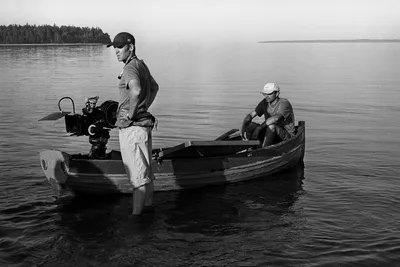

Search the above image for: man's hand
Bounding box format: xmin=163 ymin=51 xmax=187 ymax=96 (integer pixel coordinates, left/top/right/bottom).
xmin=119 ymin=109 xmax=130 ymax=120
xmin=266 ymin=115 xmax=280 ymax=126
xmin=239 ymin=129 xmax=248 ymax=141
xmin=240 ymin=111 xmax=257 ymax=141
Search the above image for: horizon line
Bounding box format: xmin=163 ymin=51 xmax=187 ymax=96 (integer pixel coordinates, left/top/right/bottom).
xmin=258 ymin=39 xmax=400 ymax=43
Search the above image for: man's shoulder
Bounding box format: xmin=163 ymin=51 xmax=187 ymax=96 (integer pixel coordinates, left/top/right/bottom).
xmin=254 ymin=99 xmax=267 ymax=116
xmin=277 ymin=98 xmax=293 ymax=111
xmin=278 ymin=98 xmax=292 ymax=106
xmin=257 ymin=98 xmax=267 ymax=105
xmin=126 ymin=58 xmax=141 ymax=72
xmin=279 ymin=97 xmax=290 ymax=103
xmin=255 ymin=99 xmax=267 ymax=108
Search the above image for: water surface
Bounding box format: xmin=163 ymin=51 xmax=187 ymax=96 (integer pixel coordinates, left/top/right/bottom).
xmin=0 ymin=42 xmax=399 ymax=266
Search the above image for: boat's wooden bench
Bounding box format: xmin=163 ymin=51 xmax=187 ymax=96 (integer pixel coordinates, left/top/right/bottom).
xmin=158 ymin=140 xmax=260 ymax=159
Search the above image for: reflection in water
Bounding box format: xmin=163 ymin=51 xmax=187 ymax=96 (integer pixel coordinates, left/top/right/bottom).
xmin=47 ymin=195 xmax=158 ymax=266
xmin=54 ymin=161 xmax=304 ymax=236
xmin=42 ymin=163 xmax=305 ymax=265
xmin=164 ymin=162 xmax=305 ymax=235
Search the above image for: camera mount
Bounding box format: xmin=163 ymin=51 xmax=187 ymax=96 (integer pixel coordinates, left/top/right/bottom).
xmin=39 ymin=96 xmax=118 ymax=159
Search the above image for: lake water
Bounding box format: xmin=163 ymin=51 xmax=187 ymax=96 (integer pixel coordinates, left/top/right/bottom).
xmin=1 ymin=42 xmax=400 ymax=266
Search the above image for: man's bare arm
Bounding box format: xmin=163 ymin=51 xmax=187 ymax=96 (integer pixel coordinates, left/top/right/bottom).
xmin=146 ymin=75 xmax=159 ymax=108
xmin=240 ymin=110 xmax=257 ymax=139
xmin=126 ymin=79 xmax=141 ymax=120
xmin=265 ymin=114 xmax=283 ymax=126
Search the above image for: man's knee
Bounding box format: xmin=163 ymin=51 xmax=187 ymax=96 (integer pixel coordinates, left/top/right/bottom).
xmin=275 ymin=126 xmax=291 ymax=141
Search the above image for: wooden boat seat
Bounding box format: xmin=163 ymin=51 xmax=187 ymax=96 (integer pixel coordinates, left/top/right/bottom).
xmin=158 ymin=140 xmax=260 ymax=159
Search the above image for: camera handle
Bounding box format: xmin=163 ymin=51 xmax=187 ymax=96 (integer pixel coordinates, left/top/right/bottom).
xmin=57 ymin=97 xmax=76 ymax=114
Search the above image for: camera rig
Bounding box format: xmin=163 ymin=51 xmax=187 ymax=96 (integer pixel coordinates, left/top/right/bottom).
xmin=39 ymin=96 xmax=118 ymax=159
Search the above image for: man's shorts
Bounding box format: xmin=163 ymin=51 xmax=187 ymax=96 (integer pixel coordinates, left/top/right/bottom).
xmin=119 ymin=126 xmax=155 ymax=189
xmin=275 ymin=125 xmax=292 ymax=141
xmin=247 ymin=122 xmax=292 ymax=143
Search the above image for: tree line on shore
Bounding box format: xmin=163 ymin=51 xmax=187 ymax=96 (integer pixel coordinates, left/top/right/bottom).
xmin=0 ymin=24 xmax=111 ymax=44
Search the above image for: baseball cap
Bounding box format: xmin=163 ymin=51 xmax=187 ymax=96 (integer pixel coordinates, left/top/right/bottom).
xmin=261 ymin=83 xmax=280 ymax=94
xmin=107 ymin=32 xmax=135 ymax=48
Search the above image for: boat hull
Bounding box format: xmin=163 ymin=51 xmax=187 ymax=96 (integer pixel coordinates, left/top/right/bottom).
xmin=39 ymin=121 xmax=305 ymax=196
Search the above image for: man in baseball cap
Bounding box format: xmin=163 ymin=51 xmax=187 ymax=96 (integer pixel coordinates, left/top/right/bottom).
xmin=108 ymin=31 xmax=159 ymax=215
xmin=240 ymin=82 xmax=296 ymax=147
xmin=261 ymin=82 xmax=280 ymax=94
xmin=107 ymin=32 xmax=135 ymax=48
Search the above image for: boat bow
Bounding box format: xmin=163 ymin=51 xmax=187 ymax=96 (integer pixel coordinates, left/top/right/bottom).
xmin=39 ymin=150 xmax=71 ymax=195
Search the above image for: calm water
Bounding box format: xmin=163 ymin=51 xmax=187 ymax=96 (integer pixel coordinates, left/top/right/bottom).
xmin=1 ymin=43 xmax=400 ymax=266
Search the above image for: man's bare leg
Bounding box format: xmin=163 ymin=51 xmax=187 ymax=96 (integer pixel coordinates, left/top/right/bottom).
xmin=144 ymin=181 xmax=154 ymax=207
xmin=132 ymin=185 xmax=146 ymax=215
xmin=262 ymin=125 xmax=276 ymax=147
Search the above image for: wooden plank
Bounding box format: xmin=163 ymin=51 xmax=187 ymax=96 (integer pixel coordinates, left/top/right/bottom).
xmin=189 ymin=140 xmax=260 ymax=146
xmin=159 ymin=140 xmax=260 ymax=159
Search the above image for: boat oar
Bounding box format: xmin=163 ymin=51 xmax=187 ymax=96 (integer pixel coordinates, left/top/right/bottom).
xmin=215 ymin=129 xmax=239 ymax=141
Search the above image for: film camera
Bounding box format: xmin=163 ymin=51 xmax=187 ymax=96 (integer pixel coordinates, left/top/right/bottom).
xmin=39 ymin=96 xmax=118 ymax=159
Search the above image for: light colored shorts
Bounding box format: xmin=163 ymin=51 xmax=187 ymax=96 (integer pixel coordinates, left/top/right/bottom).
xmin=119 ymin=126 xmax=154 ymax=189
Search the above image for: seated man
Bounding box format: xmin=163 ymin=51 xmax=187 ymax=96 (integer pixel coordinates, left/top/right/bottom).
xmin=239 ymin=83 xmax=296 ymax=147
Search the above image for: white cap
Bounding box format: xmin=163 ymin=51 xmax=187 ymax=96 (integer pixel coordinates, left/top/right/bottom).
xmin=261 ymin=83 xmax=280 ymax=94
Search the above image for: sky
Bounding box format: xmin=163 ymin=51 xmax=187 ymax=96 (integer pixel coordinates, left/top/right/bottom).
xmin=1 ymin=0 xmax=400 ymax=44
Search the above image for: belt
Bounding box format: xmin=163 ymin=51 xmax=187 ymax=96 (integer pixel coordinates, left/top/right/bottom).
xmin=130 ymin=113 xmax=157 ymax=129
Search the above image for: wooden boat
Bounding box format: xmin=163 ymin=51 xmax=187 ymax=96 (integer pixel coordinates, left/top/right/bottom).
xmin=39 ymin=121 xmax=305 ymax=196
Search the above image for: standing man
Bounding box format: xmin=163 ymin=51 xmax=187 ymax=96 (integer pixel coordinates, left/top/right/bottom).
xmin=239 ymin=83 xmax=295 ymax=147
xmin=107 ymin=32 xmax=159 ymax=215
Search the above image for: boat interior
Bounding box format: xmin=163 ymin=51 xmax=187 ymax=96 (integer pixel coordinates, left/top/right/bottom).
xmin=72 ymin=123 xmax=302 ymax=161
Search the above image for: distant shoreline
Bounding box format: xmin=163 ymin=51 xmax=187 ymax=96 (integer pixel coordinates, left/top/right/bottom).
xmin=0 ymin=43 xmax=106 ymax=46
xmin=258 ymin=39 xmax=400 ymax=43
